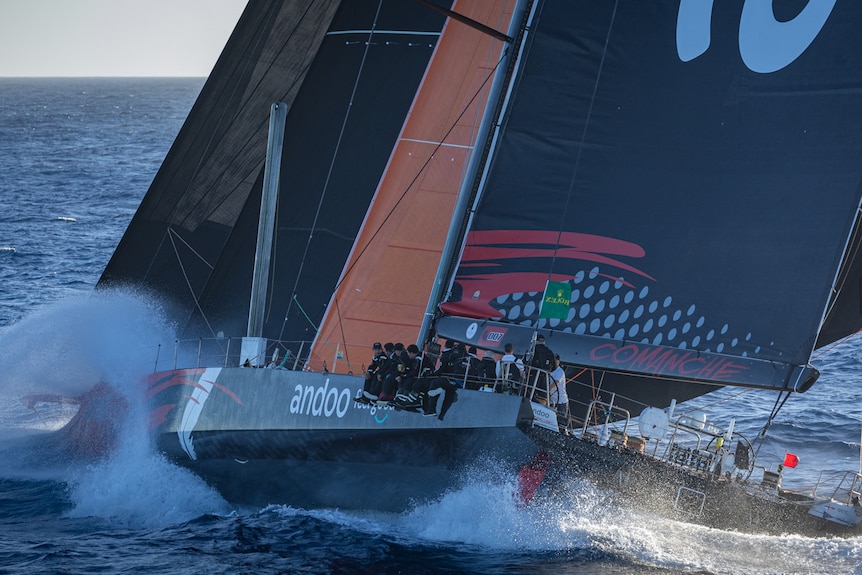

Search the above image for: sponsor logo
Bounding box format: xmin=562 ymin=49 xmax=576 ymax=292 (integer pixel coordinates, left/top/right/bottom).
xmin=590 ymin=342 xmax=747 ymax=381
xmin=677 ymin=0 xmax=836 ymax=73
xmin=543 ymin=292 xmax=570 ymax=306
xmin=466 ymin=322 xmax=478 ymax=339
xmin=530 ymin=402 xmax=558 ymax=432
xmin=351 ymin=397 xmax=395 ymax=424
xmin=479 ymin=326 xmax=507 ymax=346
xmin=289 ymin=378 xmax=352 ymax=418
xmin=532 ymin=404 xmax=553 ymax=420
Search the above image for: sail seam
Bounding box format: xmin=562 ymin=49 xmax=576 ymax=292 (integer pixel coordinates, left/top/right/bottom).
xmin=400 ymin=138 xmax=474 ymax=149
xmin=326 ymin=58 xmax=504 ymax=302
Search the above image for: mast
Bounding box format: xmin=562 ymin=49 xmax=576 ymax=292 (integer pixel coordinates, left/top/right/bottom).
xmin=243 ymin=102 xmax=287 ymax=365
xmin=417 ymin=0 xmax=533 ymax=346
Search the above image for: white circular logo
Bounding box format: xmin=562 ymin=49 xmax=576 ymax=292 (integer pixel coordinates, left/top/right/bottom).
xmin=466 ymin=322 xmax=478 ymax=339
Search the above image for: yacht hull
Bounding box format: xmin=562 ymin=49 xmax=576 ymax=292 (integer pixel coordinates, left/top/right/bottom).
xmin=147 ymin=367 xmax=538 ymax=511
xmin=524 ymin=426 xmax=861 ymax=538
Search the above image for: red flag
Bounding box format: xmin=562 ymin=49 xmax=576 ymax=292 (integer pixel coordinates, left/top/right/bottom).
xmin=783 ymin=453 xmax=799 ymax=468
xmin=515 ymin=451 xmax=552 ymax=507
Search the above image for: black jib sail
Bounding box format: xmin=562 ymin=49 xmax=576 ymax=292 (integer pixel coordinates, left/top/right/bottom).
xmin=435 ymin=0 xmax=862 ymax=404
xmin=99 ymin=0 xmax=450 ymax=356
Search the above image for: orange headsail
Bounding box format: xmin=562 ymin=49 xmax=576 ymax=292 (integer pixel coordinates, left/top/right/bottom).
xmin=308 ymin=1 xmax=515 ymax=373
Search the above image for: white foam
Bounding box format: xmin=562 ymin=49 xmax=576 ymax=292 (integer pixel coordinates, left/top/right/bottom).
xmin=0 ymin=289 xmax=231 ymax=527
xmin=270 ymin=465 xmax=862 ymax=574
xmin=65 ymin=411 xmax=231 ymax=529
xmin=0 ymin=289 xmax=171 ymax=405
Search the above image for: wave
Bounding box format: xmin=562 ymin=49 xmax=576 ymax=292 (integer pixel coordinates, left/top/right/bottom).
xmin=251 ymin=467 xmax=862 ymax=575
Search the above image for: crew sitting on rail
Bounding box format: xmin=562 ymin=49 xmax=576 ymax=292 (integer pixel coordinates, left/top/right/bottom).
xmin=377 ymin=342 xmax=408 ymax=405
xmin=355 ymin=341 xmax=388 ymax=404
xmin=394 ymin=344 xmax=422 ymax=405
xmin=437 ymin=341 xmax=468 ymax=387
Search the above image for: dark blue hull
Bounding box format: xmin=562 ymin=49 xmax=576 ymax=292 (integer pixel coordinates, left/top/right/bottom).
xmin=149 ymin=367 xmax=539 ymax=511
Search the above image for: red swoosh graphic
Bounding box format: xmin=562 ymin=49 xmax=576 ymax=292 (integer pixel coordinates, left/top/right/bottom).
xmin=442 ymin=230 xmax=654 ymax=319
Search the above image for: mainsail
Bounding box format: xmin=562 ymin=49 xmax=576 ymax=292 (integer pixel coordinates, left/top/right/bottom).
xmin=433 ymin=1 xmax=862 ymax=404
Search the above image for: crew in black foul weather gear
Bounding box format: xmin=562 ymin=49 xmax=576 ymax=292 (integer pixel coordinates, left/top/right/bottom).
xmin=378 ymin=343 xmax=408 ymax=404
xmin=355 ymin=342 xmax=387 ymax=404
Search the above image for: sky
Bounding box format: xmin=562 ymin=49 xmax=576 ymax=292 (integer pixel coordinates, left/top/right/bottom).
xmin=0 ymin=0 xmax=248 ymax=77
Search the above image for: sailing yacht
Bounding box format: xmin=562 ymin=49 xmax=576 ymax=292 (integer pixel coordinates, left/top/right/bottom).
xmin=70 ymin=0 xmax=862 ymax=534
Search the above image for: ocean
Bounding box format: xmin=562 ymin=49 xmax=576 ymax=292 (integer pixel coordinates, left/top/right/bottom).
xmin=1 ymin=78 xmax=862 ymax=575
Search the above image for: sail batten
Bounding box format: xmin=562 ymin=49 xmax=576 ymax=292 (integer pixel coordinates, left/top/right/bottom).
xmin=326 ymin=29 xmax=442 ymax=37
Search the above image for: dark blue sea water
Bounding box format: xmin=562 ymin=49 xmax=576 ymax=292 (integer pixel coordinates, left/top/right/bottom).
xmin=2 ymin=78 xmax=862 ymax=574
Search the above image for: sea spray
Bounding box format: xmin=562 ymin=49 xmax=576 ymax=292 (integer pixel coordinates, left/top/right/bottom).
xmin=0 ymin=289 xmax=173 ymax=403
xmin=292 ymin=464 xmax=862 ymax=574
xmin=398 ymin=465 xmax=609 ymax=551
xmin=0 ymin=289 xmax=170 ymax=446
xmin=0 ymin=289 xmax=232 ymax=526
xmin=586 ymin=508 xmax=862 ymax=575
xmin=65 ymin=414 xmax=231 ymax=528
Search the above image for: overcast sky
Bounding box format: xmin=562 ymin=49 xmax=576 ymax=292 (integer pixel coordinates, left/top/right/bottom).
xmin=0 ymin=0 xmax=248 ymax=77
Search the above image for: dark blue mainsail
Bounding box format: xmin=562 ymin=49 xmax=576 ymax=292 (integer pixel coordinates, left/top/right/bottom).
xmin=437 ymin=1 xmax=862 ymax=400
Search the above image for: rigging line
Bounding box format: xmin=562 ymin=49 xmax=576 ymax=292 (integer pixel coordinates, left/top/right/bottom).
xmin=678 ymin=387 xmax=752 ymax=414
xmin=167 ymin=230 xmax=219 ymax=339
xmin=817 ymin=206 xmax=862 ymax=342
xmin=812 ymin=325 xmax=862 ymax=360
xmin=310 ymin=297 xmax=361 ymax=372
xmin=756 ymin=390 xmax=791 ymax=449
xmin=590 ymin=370 xmax=606 ymax=426
xmin=334 ymin=297 xmax=352 ymax=369
xmin=167 ymin=228 xmax=216 ymax=270
xmin=545 ymin=0 xmax=620 ymax=290
xmin=265 ymin=170 xmax=282 ymax=325
xmin=280 ymin=0 xmax=386 ymax=340
xmin=327 ymin=50 xmax=505 ymax=299
xmin=142 ymin=229 xmax=171 ymax=282
xmin=292 ymin=294 xmax=320 ymax=333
